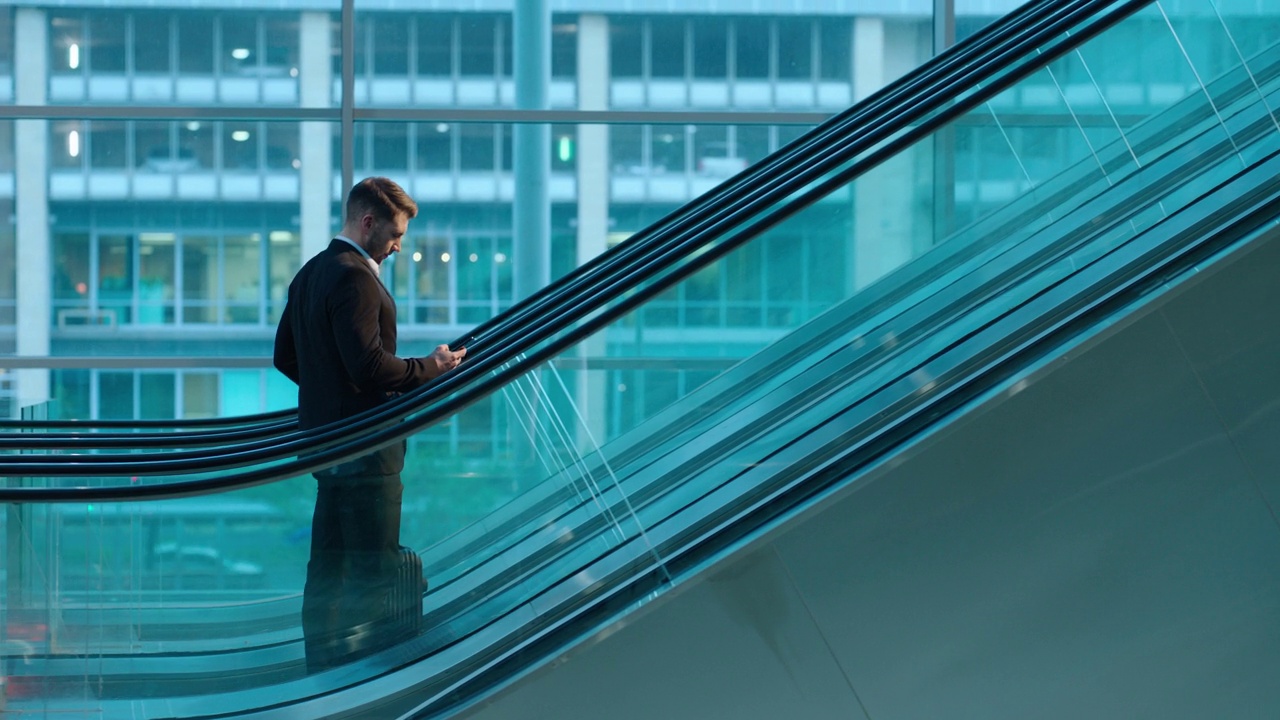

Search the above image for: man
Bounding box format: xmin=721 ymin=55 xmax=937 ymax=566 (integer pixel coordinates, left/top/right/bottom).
xmin=273 ymin=177 xmax=466 ymax=672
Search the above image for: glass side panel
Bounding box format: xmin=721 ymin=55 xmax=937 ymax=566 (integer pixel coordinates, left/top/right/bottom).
xmin=8 ymin=0 xmax=1280 ymax=714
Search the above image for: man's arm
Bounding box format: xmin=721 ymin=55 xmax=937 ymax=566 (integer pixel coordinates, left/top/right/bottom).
xmin=273 ymin=297 xmax=300 ymax=385
xmin=328 ymin=270 xmax=436 ymax=393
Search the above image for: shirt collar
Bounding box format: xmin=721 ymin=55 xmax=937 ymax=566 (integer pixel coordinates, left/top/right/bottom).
xmin=335 ymin=235 xmax=380 ymax=277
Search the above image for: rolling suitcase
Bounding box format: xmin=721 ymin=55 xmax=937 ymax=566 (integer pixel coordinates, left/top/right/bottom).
xmin=340 ymin=546 xmax=425 ymax=662
xmin=388 ymin=545 xmax=426 ymax=637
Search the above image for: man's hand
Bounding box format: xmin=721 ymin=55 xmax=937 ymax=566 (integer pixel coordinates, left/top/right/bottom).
xmin=425 ymin=344 xmax=467 ymax=377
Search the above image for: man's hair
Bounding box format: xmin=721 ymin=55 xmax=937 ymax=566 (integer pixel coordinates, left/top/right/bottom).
xmin=345 ymin=177 xmax=418 ymax=223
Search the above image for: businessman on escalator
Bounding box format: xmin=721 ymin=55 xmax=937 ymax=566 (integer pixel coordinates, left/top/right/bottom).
xmin=273 ymin=176 xmax=466 ymax=672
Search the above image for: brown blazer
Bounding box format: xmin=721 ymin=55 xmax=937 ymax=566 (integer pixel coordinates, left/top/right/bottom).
xmin=274 ymin=239 xmax=434 ymax=475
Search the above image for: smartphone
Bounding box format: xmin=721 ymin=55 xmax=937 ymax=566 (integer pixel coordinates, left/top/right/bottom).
xmin=449 ymin=335 xmax=476 ymax=353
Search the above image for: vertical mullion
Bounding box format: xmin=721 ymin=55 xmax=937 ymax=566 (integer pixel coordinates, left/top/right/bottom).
xmin=934 ymin=0 xmax=956 ymax=55
xmin=341 ymin=0 xmax=354 ymax=193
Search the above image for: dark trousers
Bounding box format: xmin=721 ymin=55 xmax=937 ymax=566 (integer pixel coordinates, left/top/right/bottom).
xmin=301 ymin=472 xmax=404 ymax=672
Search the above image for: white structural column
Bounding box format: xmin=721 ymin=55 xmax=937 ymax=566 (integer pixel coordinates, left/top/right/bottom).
xmin=299 ymin=12 xmax=334 ymax=261
xmin=850 ymin=17 xmax=931 ymax=291
xmin=575 ymin=14 xmax=610 ymax=454
xmin=14 ymin=8 xmax=50 ymax=409
xmin=577 ymin=15 xmax=610 ymax=269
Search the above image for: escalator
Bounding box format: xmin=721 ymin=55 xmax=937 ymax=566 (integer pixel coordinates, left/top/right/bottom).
xmin=6 ymin=0 xmax=1280 ymax=717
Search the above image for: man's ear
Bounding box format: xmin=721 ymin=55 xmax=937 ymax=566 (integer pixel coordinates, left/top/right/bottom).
xmin=360 ymin=213 xmax=376 ymax=232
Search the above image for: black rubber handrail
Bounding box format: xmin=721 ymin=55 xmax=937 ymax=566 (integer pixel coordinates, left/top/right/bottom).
xmin=0 ymin=0 xmax=1152 ymax=493
xmin=2 ymin=0 xmax=1088 ymax=442
xmin=2 ymin=0 xmax=1119 ymax=455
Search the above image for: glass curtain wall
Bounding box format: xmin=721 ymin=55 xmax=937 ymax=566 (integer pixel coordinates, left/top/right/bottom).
xmin=0 ymin=1 xmax=1033 ymax=446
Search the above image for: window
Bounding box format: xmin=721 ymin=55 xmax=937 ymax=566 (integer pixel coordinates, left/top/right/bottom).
xmin=220 ymin=13 xmax=257 ymax=76
xmin=134 ymin=121 xmax=170 ymax=171
xmin=267 ymin=231 xmax=299 ymax=324
xmin=133 ymin=13 xmax=172 ymax=74
xmin=372 ymin=14 xmax=409 ymax=76
xmin=138 ymin=233 xmax=176 ymax=324
xmin=734 ymin=18 xmax=770 ymax=79
xmin=459 ymin=124 xmax=496 ymax=171
xmin=692 ymin=18 xmax=728 ymax=79
xmin=53 ymin=234 xmax=90 ymax=306
xmin=651 ymin=126 xmax=687 ymax=173
xmin=88 ymin=12 xmax=126 ymax=73
xmin=410 ymin=235 xmax=451 ymax=324
xmin=265 ymin=123 xmax=299 ymax=171
xmin=223 ymin=234 xmax=262 ymax=324
xmin=264 ymin=15 xmax=299 ymax=75
xmin=417 ymin=16 xmax=453 ymax=76
xmin=0 ymin=9 xmax=12 ymax=75
xmin=182 ymin=236 xmax=217 ymax=323
xmin=139 ymin=373 xmax=175 ymax=419
xmin=372 ymin=124 xmax=409 ymax=170
xmin=459 ymin=16 xmax=496 ymax=76
xmin=0 ymin=122 xmax=12 ymax=172
xmin=649 ymin=18 xmax=686 ymax=78
xmin=818 ymin=20 xmax=851 ymax=80
xmin=551 ymin=125 xmax=577 ymax=172
xmin=89 ymin=121 xmax=128 ymax=169
xmin=416 ymin=122 xmax=453 ymax=171
xmin=98 ymin=234 xmax=134 ymax=324
xmin=736 ymin=125 xmax=772 ymax=165
xmin=49 ymin=14 xmax=85 ymax=73
xmin=223 ymin=123 xmax=260 ymax=170
xmin=177 ymin=13 xmax=215 ymax=73
xmin=777 ymin=19 xmax=813 ymax=79
xmin=551 ymin=16 xmax=577 ymax=78
xmin=0 ymin=200 xmax=14 ymax=327
xmin=610 ymin=124 xmax=643 ymax=173
xmin=610 ymin=18 xmax=642 ymax=78
xmin=181 ymin=121 xmax=214 ymax=170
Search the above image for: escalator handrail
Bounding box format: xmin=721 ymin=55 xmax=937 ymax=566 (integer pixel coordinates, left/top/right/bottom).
xmin=3 ymin=0 xmax=1097 ymax=439
xmin=0 ymin=0 xmax=1154 ymax=493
